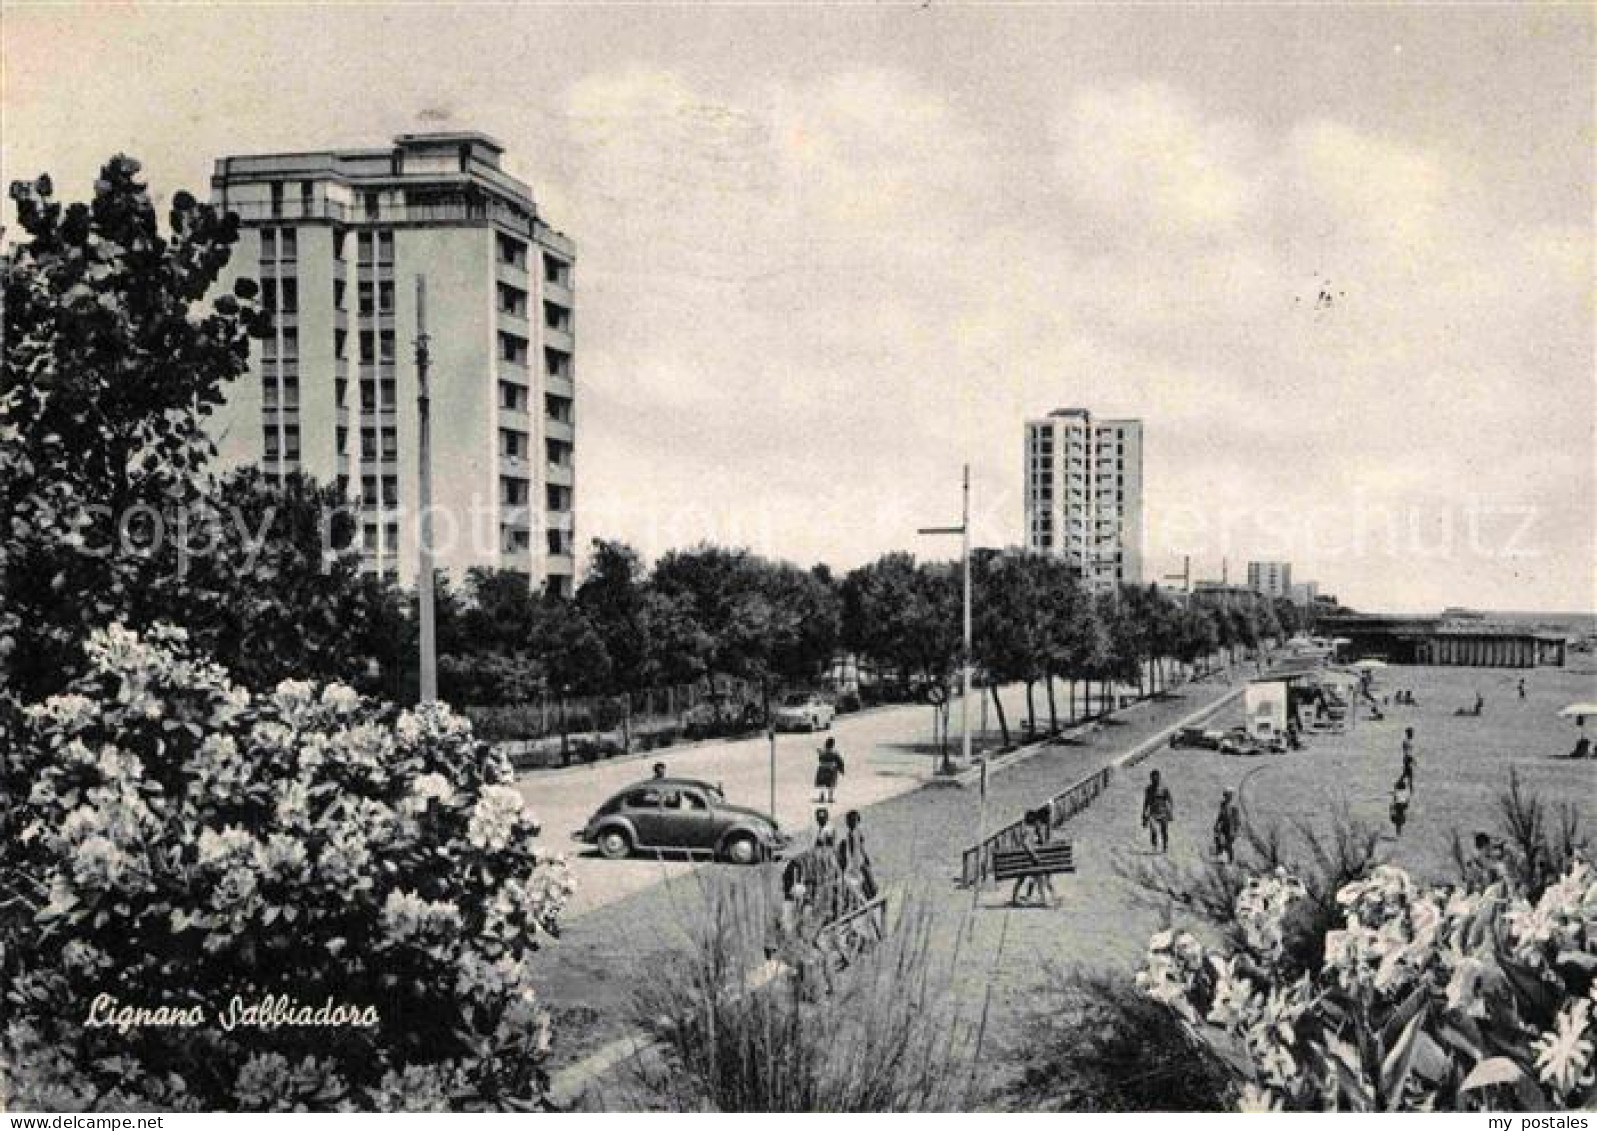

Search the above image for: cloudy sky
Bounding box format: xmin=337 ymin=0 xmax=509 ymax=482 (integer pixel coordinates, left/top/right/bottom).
xmin=5 ymin=3 xmax=1592 ymax=612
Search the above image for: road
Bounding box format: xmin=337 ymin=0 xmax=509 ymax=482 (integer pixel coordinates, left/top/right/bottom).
xmin=514 ymin=679 xmax=1130 ymax=918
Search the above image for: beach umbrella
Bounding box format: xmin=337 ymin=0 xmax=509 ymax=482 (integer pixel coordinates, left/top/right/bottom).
xmin=1558 ymin=702 xmax=1597 ymax=726
xmin=1350 ymin=659 xmax=1388 ymax=670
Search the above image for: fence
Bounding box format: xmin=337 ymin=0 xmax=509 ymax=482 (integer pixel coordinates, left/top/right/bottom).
xmin=960 ymin=765 xmax=1115 ymax=888
xmin=463 ymin=676 xmax=762 ymax=744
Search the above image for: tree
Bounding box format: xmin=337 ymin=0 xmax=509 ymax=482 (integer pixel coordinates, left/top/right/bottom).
xmin=2 ymin=157 xmax=267 ymax=700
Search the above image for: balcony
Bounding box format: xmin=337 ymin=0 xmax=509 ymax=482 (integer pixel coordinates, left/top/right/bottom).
xmin=544 ymin=418 xmax=574 ymax=443
xmin=499 ymin=359 xmax=530 ymax=386
xmin=500 ymin=504 xmax=534 ymax=530
xmin=497 ymin=309 xmax=530 ymax=338
xmin=546 ymin=552 xmax=576 ymax=575
xmin=545 ymin=462 xmax=574 ymax=487
xmin=543 ymin=325 xmax=574 ymax=352
xmin=544 ymin=277 xmax=573 ymax=306
xmin=500 ymin=407 xmax=531 ymax=433
xmin=545 ymin=372 xmax=574 ymax=399
xmin=499 ymin=453 xmax=533 ymax=477
xmin=496 ymin=258 xmax=529 ymax=287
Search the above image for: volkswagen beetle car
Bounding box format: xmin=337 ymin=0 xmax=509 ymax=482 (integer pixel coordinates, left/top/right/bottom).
xmin=573 ymin=778 xmax=789 ymax=865
xmin=771 ymin=692 xmax=835 ymax=732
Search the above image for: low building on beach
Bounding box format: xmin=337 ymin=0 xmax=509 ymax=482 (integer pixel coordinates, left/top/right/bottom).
xmin=1317 ymin=614 xmax=1567 ymax=668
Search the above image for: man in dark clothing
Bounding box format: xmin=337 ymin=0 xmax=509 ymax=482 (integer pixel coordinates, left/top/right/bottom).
xmin=1212 ymin=788 xmax=1242 ymax=863
xmin=652 ymin=762 xmax=667 ymax=780
xmin=1142 ymin=770 xmax=1174 ymax=854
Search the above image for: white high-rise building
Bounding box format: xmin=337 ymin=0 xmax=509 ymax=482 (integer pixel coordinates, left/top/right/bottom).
xmin=1023 ymin=408 xmax=1144 ymax=590
xmin=1248 ymin=561 xmax=1293 ymax=600
xmin=209 ymin=132 xmax=577 ymax=595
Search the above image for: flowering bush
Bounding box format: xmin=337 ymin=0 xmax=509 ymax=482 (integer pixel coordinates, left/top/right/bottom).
xmin=0 ymin=625 xmax=572 ymax=1111
xmin=1135 ymin=861 xmax=1596 ymax=1111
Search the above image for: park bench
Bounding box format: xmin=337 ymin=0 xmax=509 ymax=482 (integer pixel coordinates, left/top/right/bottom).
xmin=992 ymin=841 xmax=1075 ymax=907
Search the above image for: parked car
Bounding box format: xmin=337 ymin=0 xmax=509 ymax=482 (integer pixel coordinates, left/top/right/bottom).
xmin=1170 ymin=727 xmax=1225 ymax=750
xmin=1219 ymin=728 xmax=1269 ymax=756
xmin=573 ymin=778 xmax=789 ymax=865
xmin=771 ymin=692 xmax=835 ymax=732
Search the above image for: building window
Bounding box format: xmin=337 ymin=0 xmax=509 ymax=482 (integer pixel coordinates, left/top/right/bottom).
xmin=358 ymin=232 xmax=373 ymax=264
xmin=501 ymin=477 xmax=530 ymax=506
xmin=359 ymin=331 xmax=374 ymax=363
xmin=361 ymin=429 xmax=377 ymax=460
xmin=543 ymin=301 xmax=571 ymax=333
xmin=363 ymin=192 xmax=380 ymax=221
xmin=260 ymin=278 xmax=277 ymax=312
xmin=300 ymin=181 xmax=314 ymax=215
xmin=334 ymin=328 xmax=347 ymax=360
xmin=499 ymin=333 xmax=528 ymax=366
xmin=333 ymin=227 xmax=347 ymax=262
xmin=378 ymin=280 xmax=394 ymax=313
xmin=500 ymin=429 xmax=527 ymax=460
xmin=280 ymin=228 xmax=297 ymax=262
xmin=500 ymin=382 xmax=527 ymax=412
xmin=358 ymin=281 xmax=374 ymax=316
xmin=283 ymin=425 xmax=300 ymax=461
xmin=382 ymin=476 xmax=398 ymax=506
xmin=380 ymin=428 xmax=397 ymax=460
xmin=376 ymin=231 xmax=393 ymax=264
xmin=333 ymin=278 xmax=347 ymax=311
xmin=543 ymin=254 xmax=569 ymax=287
xmin=378 ymin=330 xmax=395 ymax=363
xmin=282 ymin=376 xmax=299 ymax=411
xmin=270 ymin=182 xmax=284 ymax=219
xmin=361 ymin=382 xmax=377 ymax=413
xmin=280 ymin=278 xmax=298 ymax=314
xmin=281 ymin=328 xmax=298 ymax=361
xmin=260 ymin=228 xmax=277 ymax=260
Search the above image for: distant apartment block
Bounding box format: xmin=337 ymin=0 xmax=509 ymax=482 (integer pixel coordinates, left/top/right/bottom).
xmin=209 ymin=132 xmax=577 ymax=595
xmin=1248 ymin=560 xmax=1293 ymax=600
xmin=1290 ymin=580 xmax=1319 ymax=607
xmin=1023 ymin=408 xmax=1143 ymax=590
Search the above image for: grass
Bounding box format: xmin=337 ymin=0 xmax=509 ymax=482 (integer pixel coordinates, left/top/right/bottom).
xmin=628 ymin=870 xmax=981 ymax=1111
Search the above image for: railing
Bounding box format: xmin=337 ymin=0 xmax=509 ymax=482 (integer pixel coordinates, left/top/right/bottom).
xmin=960 ymin=765 xmax=1115 ymax=888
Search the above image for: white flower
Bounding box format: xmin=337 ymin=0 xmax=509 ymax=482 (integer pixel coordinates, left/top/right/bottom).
xmin=467 ymin=785 xmax=527 ymax=853
xmin=319 ymin=682 xmax=360 ymax=715
xmin=1532 ymin=997 xmax=1595 ymax=1097
xmin=402 ymin=772 xmax=458 ymax=815
xmin=381 ymin=889 xmax=462 ymax=944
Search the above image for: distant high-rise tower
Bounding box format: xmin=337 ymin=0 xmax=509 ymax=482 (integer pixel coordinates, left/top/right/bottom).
xmin=1248 ymin=561 xmax=1293 ymax=600
xmin=209 ymin=132 xmax=577 ymax=595
xmin=1024 ymin=408 xmax=1144 ymax=589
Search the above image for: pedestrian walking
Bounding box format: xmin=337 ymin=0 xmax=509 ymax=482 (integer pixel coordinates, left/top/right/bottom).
xmin=812 ymin=806 xmax=837 ymax=849
xmin=1517 ymin=678 xmax=1526 ymax=700
xmin=814 ymin=737 xmax=845 ymax=804
xmin=1141 ymin=769 xmax=1174 ymax=854
xmin=1212 ymin=788 xmax=1242 ymax=863
xmin=1399 ymin=728 xmax=1416 ymax=791
xmin=1389 ymin=778 xmax=1411 ymax=838
xmin=836 ymin=809 xmax=878 ymax=902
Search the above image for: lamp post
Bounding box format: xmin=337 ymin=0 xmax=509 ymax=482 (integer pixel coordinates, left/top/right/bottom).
xmin=918 ymin=464 xmax=973 ymax=776
xmin=415 ymin=275 xmax=437 ymax=703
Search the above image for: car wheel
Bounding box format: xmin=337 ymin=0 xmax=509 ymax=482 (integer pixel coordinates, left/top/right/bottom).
xmin=596 ymin=828 xmax=632 ymax=860
xmin=723 ymin=834 xmax=760 ymax=866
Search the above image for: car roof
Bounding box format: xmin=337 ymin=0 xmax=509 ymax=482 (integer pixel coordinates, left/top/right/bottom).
xmin=616 ymin=777 xmax=722 ymax=795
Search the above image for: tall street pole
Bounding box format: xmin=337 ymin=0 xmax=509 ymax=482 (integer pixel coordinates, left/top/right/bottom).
xmin=415 ymin=275 xmax=437 ymax=703
xmin=960 ymin=463 xmax=972 ymax=769
xmin=918 ymin=463 xmax=974 ymax=774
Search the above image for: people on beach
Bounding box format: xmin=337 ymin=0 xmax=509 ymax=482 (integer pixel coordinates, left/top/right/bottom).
xmin=1569 ymin=734 xmax=1591 ymax=760
xmin=1475 ymin=691 xmax=1485 ymax=715
xmin=836 ymin=809 xmax=878 ymax=901
xmin=1141 ymin=769 xmax=1174 ymax=854
xmin=1389 ymin=778 xmax=1411 ymax=838
xmin=1212 ymin=788 xmax=1242 ymax=863
xmin=814 ymin=737 xmax=845 ymax=804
